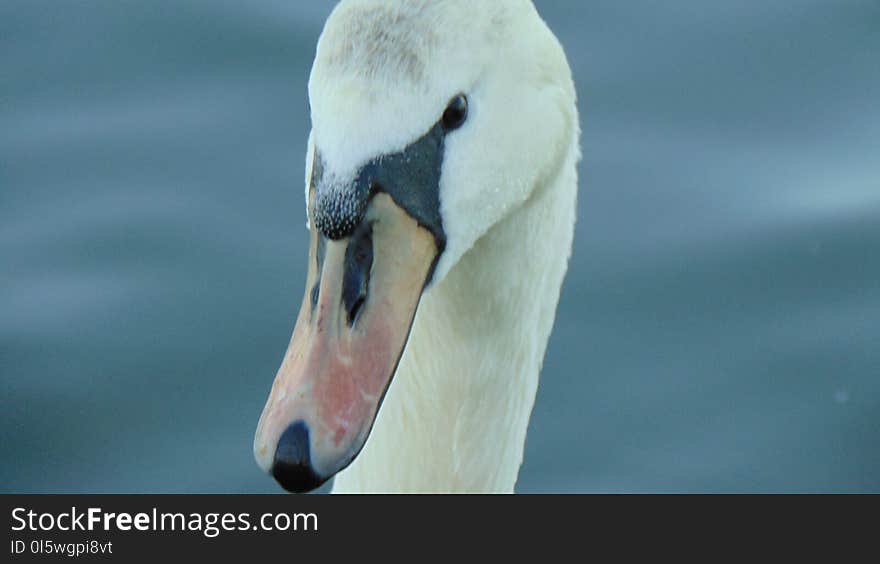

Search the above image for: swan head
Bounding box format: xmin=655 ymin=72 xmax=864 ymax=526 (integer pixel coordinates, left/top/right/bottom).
xmin=254 ymin=0 xmax=576 ymax=492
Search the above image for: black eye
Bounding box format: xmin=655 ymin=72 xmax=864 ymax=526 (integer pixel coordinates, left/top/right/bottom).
xmin=441 ymin=94 xmax=468 ymax=131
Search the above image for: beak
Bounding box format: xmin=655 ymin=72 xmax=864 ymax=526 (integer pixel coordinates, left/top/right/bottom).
xmin=253 ymin=192 xmax=439 ymax=492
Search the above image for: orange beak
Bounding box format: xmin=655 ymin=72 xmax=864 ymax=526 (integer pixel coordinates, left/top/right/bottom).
xmin=253 ymin=193 xmax=439 ymax=492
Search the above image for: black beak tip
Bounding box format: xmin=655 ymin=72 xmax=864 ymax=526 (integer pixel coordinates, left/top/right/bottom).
xmin=271 ymin=421 xmax=328 ymax=493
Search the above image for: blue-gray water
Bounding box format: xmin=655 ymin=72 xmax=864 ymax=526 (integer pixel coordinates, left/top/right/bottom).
xmin=2 ymin=1 xmax=879 ymax=493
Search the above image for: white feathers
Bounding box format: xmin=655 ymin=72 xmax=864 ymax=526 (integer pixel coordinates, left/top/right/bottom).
xmin=309 ymin=0 xmax=576 ymax=283
xmin=305 ymin=0 xmax=580 ymax=492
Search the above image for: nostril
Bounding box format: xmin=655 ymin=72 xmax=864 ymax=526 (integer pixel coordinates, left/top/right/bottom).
xmin=271 ymin=421 xmax=327 ymax=493
xmin=342 ymin=222 xmax=373 ymax=326
xmin=349 ymin=295 xmax=366 ymax=321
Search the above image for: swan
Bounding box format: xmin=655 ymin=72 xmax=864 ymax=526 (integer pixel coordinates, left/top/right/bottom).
xmin=253 ymin=0 xmax=579 ymax=493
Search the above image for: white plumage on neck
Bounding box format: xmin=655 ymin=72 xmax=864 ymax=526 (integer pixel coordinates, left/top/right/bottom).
xmin=332 ymin=131 xmax=579 ymax=493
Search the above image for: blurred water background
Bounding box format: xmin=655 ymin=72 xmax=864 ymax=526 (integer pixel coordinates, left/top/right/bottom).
xmin=2 ymin=1 xmax=879 ymax=493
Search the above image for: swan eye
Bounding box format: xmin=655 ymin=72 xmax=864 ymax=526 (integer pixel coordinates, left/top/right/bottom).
xmin=441 ymin=94 xmax=468 ymax=131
